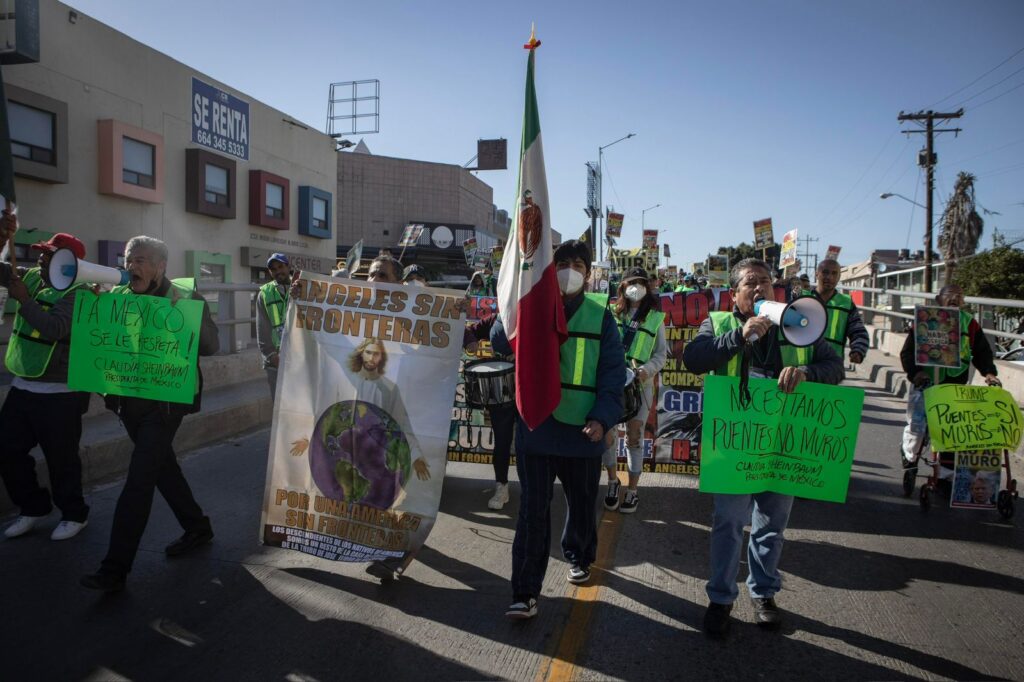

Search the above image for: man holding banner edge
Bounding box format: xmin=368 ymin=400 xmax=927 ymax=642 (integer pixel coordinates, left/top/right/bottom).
xmin=683 ymin=258 xmax=843 ymax=638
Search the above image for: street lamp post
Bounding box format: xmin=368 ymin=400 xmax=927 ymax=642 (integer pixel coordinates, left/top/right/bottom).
xmin=880 ymin=192 xmax=933 ymax=292
xmin=598 ymin=133 xmax=636 ymax=261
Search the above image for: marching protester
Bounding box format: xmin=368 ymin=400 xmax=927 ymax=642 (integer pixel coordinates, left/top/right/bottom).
xmin=256 ymin=253 xmax=291 ymax=402
xmin=463 ymin=309 xmax=518 ymax=510
xmin=603 ymin=267 xmax=666 ymax=514
xmin=0 ymin=218 xmax=92 ymax=541
xmin=899 ymin=283 xmax=1000 ymax=484
xmin=675 ymin=274 xmax=697 ymax=293
xmin=491 ymin=239 xmax=625 ymax=619
xmin=367 ymin=253 xmax=403 ymax=283
xmin=467 ymin=270 xmax=490 ymax=297
xmin=683 ymin=258 xmax=843 ymax=638
xmin=402 ymin=264 xmax=428 ymax=286
xmin=812 ymin=259 xmax=869 ymax=365
xmin=81 ymin=236 xmax=220 ymax=592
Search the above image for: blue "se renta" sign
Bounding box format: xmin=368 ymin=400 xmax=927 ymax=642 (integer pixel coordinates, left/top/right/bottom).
xmin=191 ymin=77 xmax=249 ymax=160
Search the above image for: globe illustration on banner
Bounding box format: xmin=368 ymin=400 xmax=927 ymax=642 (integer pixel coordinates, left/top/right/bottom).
xmin=309 ymin=400 xmax=412 ymax=510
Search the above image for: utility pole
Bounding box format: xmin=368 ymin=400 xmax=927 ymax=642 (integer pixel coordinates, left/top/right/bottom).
xmin=798 ymin=235 xmax=819 ymax=274
xmin=897 ymin=109 xmax=963 ymax=293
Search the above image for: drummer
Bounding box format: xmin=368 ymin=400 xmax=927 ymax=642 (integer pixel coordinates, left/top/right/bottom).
xmin=602 ymin=268 xmax=667 ymax=513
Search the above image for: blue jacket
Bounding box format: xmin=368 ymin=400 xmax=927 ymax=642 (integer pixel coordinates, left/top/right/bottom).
xmin=491 ymin=292 xmax=625 ymax=458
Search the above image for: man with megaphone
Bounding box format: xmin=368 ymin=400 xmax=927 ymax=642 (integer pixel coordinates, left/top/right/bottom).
xmin=0 ymin=225 xmax=93 ymax=542
xmin=81 ymin=236 xmax=219 ymax=593
xmin=683 ymin=258 xmax=844 ymax=639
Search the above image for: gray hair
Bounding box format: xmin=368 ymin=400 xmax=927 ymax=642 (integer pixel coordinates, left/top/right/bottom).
xmin=729 ymin=257 xmax=771 ymax=289
xmin=125 ymin=236 xmax=168 ymax=263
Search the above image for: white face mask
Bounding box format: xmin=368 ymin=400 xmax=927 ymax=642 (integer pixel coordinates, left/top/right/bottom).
xmin=625 ymin=284 xmax=646 ymax=302
xmin=557 ymin=267 xmax=585 ymax=295
xmin=406 ymin=279 xmax=425 ymax=287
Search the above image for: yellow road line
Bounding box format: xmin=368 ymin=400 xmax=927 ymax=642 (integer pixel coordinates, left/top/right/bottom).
xmin=536 ymin=476 xmax=626 ymax=682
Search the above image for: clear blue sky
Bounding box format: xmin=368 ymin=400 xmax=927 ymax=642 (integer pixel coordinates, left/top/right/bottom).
xmin=73 ymin=0 xmax=1024 ymax=268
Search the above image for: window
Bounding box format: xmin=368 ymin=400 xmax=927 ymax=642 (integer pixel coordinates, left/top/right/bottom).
xmin=266 ymin=182 xmax=284 ymax=218
xmin=9 ymin=101 xmax=54 ymax=164
xmin=122 ymin=137 xmax=155 ymax=188
xmin=312 ymin=197 xmax=327 ymax=230
xmin=98 ymin=120 xmax=164 ymax=203
xmin=249 ymin=170 xmax=289 ymax=230
xmin=204 ymin=163 xmax=229 ymax=205
xmin=298 ymin=185 xmax=331 ymax=239
xmin=186 ymin=148 xmax=235 ymax=218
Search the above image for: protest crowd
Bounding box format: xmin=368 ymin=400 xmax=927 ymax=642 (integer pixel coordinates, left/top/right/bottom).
xmin=0 ymin=34 xmax=1015 ymax=652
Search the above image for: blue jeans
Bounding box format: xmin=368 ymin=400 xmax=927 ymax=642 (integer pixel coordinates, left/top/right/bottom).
xmin=706 ymin=492 xmax=794 ymax=604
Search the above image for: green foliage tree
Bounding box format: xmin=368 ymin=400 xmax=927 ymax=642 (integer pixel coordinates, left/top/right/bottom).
xmin=716 ymin=242 xmax=780 ymax=267
xmin=952 ymin=240 xmax=1024 ymax=319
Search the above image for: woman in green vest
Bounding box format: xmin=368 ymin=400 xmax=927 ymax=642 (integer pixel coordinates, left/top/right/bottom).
xmin=603 ymin=267 xmax=667 ymax=514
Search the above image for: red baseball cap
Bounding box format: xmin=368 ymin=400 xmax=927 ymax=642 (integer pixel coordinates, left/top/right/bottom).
xmin=31 ymin=233 xmax=86 ymax=259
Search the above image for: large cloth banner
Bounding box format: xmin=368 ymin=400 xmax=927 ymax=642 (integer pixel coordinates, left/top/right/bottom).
xmin=260 ymin=275 xmax=463 ymax=564
xmin=698 ymin=375 xmax=865 ymax=502
xmin=924 ymin=384 xmax=1022 ymax=452
xmin=68 ymin=291 xmax=203 ymax=404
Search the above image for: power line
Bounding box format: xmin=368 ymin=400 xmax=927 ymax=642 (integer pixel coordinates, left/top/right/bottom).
xmin=823 ymin=138 xmax=913 ymax=235
xmin=928 ymin=45 xmax=1024 ymax=108
xmin=950 ymin=62 xmax=1024 ymax=109
xmin=971 ymin=78 xmax=1024 ymax=111
xmin=945 ymin=137 xmax=1024 ymax=166
xmin=814 ymin=130 xmax=898 ymax=227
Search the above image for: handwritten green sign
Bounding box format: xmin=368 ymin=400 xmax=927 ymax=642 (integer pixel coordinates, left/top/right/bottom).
xmin=68 ymin=292 xmax=203 ymax=404
xmin=699 ymin=375 xmax=865 ymax=503
xmin=923 ymin=384 xmax=1022 ymax=452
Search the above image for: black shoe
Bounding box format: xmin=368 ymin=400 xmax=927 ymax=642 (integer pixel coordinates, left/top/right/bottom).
xmin=165 ymin=527 xmax=214 ymax=557
xmin=80 ymin=571 xmax=125 ymax=593
xmin=751 ymin=597 xmax=782 ymax=629
xmin=703 ymin=602 xmax=733 ymax=638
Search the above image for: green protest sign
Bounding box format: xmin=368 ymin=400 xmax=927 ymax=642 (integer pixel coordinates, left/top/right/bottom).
xmin=68 ymin=291 xmax=203 ymax=404
xmin=699 ymin=375 xmax=865 ymax=503
xmin=923 ymin=384 xmax=1023 ymax=452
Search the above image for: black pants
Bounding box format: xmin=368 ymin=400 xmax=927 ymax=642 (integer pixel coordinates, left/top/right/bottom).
xmin=101 ymin=402 xmax=209 ymax=576
xmin=511 ymin=453 xmax=602 ymax=599
xmin=488 ymin=404 xmax=517 ymax=484
xmin=0 ymin=387 xmax=89 ymax=522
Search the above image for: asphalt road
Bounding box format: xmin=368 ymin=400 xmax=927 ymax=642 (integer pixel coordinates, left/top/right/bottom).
xmin=2 ymin=369 xmax=1022 ymax=681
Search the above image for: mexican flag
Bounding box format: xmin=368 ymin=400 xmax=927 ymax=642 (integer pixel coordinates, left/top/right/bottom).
xmin=496 ymin=30 xmax=567 ymax=430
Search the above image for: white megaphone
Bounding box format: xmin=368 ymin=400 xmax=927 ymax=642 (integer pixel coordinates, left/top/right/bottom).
xmin=749 ymin=295 xmax=827 ymax=347
xmin=48 ymin=247 xmax=131 ymax=292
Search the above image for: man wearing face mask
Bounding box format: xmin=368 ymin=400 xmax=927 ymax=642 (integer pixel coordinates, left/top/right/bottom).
xmin=81 ymin=236 xmax=220 ymax=592
xmin=683 ymin=258 xmax=843 ymax=638
xmin=0 ymin=227 xmax=93 ymax=542
xmin=491 ymin=239 xmax=625 ymax=619
xmin=257 ymin=253 xmax=291 ymax=402
xmin=603 ymin=268 xmax=667 ymax=513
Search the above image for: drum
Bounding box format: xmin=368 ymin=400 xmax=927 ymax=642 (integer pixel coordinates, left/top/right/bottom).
xmin=464 ymin=358 xmax=516 ymax=409
xmin=619 ymin=368 xmax=642 ymax=424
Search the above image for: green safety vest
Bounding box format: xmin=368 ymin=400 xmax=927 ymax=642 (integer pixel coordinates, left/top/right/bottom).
xmin=708 ymin=311 xmax=812 ymax=377
xmin=675 ymin=285 xmax=697 ymax=293
xmin=618 ymin=309 xmax=666 ymax=365
xmin=553 ymin=293 xmax=608 ymax=426
xmin=939 ymin=310 xmax=973 ymax=382
xmin=820 ymin=291 xmax=854 ymax=357
xmin=260 ymin=281 xmax=288 ymax=349
xmin=4 ymin=268 xmax=81 ymax=378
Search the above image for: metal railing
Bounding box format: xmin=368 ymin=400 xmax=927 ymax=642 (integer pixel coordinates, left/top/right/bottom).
xmin=838 ymin=284 xmax=1024 ymax=347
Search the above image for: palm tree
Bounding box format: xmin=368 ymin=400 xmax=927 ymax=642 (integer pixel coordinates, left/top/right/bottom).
xmin=938 ymin=171 xmax=984 ymax=282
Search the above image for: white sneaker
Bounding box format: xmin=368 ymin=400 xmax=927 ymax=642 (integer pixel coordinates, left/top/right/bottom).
xmin=488 ymin=483 xmax=510 ymax=510
xmin=50 ymin=520 xmax=88 ymax=541
xmin=4 ymin=515 xmax=46 ymax=539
